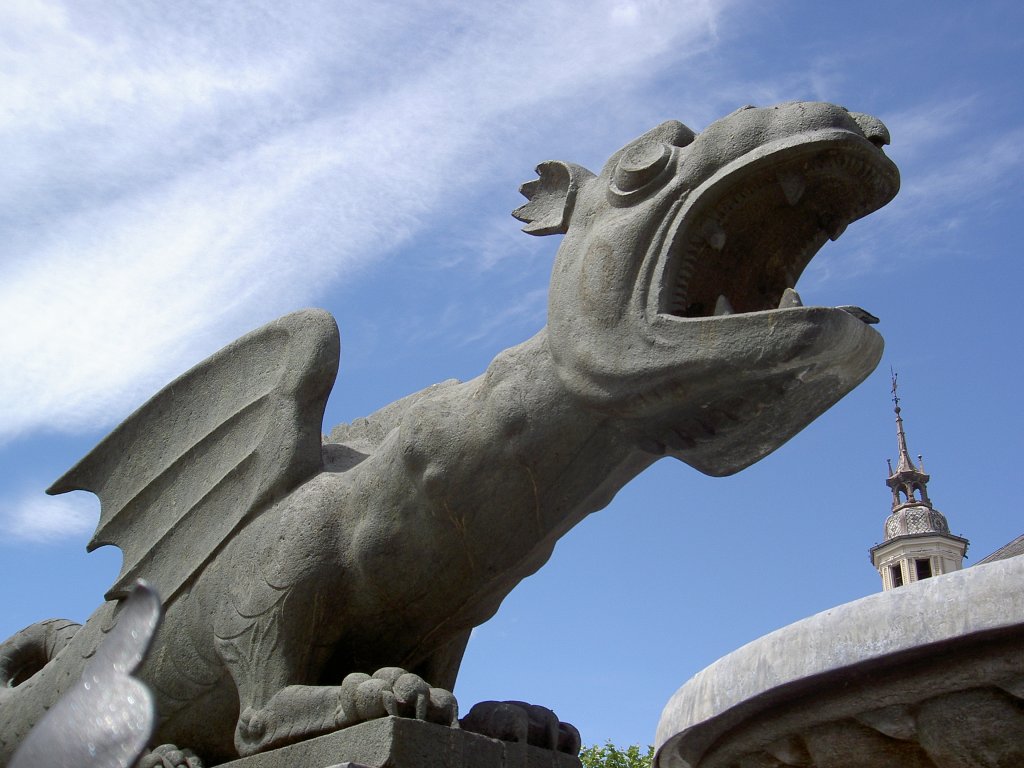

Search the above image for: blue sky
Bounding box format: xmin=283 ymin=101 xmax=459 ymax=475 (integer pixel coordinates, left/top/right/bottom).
xmin=1 ymin=0 xmax=1022 ymax=750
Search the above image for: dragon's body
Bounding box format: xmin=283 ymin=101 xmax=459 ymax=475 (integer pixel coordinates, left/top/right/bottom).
xmin=0 ymin=102 xmax=898 ymax=765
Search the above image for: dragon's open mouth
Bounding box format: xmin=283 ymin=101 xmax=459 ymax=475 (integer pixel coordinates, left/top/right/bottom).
xmin=656 ymin=131 xmax=899 ymax=321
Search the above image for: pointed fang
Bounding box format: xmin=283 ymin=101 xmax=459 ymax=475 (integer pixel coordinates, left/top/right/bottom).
xmin=778 ymin=172 xmax=806 ymax=206
xmin=702 ymin=221 xmax=726 ymax=251
xmin=778 ymin=287 xmax=803 ymax=308
xmin=819 ymin=215 xmax=848 ymax=241
xmin=714 ymin=295 xmax=734 ymax=316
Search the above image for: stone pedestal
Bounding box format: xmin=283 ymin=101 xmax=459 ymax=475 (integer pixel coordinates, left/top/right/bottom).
xmin=218 ymin=717 xmax=583 ymax=768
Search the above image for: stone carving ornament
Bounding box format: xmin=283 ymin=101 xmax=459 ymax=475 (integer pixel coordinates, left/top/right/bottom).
xmin=654 ymin=557 xmax=1024 ymax=768
xmin=0 ymin=102 xmax=899 ymax=765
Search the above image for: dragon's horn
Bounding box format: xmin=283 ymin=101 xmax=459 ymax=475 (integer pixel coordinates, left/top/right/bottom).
xmin=513 ymin=161 xmax=595 ymax=236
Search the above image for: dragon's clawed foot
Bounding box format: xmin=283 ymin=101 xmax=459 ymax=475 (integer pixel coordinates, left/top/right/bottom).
xmin=232 ymin=672 xmax=457 ymax=757
xmin=336 ymin=667 xmax=458 ymax=728
xmin=235 ymin=685 xmax=343 ymax=756
xmin=139 ymin=744 xmax=204 ymax=768
xmin=460 ymin=700 xmax=581 ymax=755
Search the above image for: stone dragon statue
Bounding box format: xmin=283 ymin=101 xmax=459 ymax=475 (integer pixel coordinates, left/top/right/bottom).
xmin=0 ymin=102 xmax=898 ymax=766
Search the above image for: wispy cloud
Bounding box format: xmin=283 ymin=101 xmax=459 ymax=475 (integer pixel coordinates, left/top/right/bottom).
xmin=882 ymin=97 xmax=978 ymax=162
xmin=0 ymin=0 xmax=736 ymax=447
xmin=895 ymin=125 xmax=1024 ymax=215
xmin=455 ymin=287 xmax=550 ymax=348
xmin=3 ymin=491 xmax=97 ymax=543
xmin=802 ymin=96 xmax=1024 ymax=290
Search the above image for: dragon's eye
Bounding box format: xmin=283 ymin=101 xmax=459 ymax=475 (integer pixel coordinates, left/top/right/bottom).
xmin=611 ymin=142 xmax=672 ymax=197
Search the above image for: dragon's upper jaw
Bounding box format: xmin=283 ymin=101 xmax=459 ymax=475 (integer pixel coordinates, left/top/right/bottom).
xmin=650 ymin=128 xmax=899 ymax=323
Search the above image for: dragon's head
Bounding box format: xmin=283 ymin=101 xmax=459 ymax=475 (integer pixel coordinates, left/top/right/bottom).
xmin=515 ymin=102 xmax=899 ymax=476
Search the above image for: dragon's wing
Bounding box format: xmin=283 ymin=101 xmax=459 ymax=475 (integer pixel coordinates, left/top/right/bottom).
xmin=48 ymin=309 xmax=340 ymax=603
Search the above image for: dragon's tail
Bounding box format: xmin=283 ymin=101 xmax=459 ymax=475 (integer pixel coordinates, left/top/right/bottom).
xmin=0 ymin=619 xmax=81 ymax=694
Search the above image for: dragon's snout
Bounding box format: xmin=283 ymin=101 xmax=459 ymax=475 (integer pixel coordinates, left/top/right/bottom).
xmin=848 ymin=111 xmax=891 ymax=148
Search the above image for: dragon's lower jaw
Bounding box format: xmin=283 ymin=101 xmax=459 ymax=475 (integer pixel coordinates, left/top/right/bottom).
xmin=634 ymin=305 xmax=882 ymax=476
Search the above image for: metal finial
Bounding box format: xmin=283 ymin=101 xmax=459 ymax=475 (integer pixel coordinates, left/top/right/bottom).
xmin=889 ymin=369 xmax=914 ymax=472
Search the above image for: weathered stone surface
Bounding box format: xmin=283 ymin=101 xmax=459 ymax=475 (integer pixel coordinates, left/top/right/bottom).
xmin=217 ymin=717 xmax=582 ymax=768
xmin=0 ymin=102 xmax=899 ymax=766
xmin=654 ymin=556 xmax=1024 ymax=768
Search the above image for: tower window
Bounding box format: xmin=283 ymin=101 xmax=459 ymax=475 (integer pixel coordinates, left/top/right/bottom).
xmin=915 ymin=559 xmax=932 ymax=580
xmin=890 ymin=564 xmax=904 ymax=587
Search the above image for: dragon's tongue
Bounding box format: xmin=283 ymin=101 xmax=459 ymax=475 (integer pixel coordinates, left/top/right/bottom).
xmin=838 ymin=306 xmax=880 ymax=324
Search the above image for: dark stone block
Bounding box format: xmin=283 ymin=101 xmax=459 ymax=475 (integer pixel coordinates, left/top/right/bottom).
xmin=217 ymin=717 xmax=583 ymax=768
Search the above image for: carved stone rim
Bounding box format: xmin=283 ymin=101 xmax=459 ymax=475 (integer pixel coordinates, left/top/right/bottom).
xmin=655 ymin=556 xmax=1024 ymax=768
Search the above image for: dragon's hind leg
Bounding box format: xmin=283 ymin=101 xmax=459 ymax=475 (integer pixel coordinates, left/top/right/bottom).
xmin=225 ymin=670 xmax=456 ymax=756
xmin=210 ymin=577 xmax=454 ymax=755
xmin=212 ymin=585 xmax=347 ymax=756
xmin=213 ymin=594 xmax=458 ymax=756
xmin=232 ymin=684 xmax=343 ymax=756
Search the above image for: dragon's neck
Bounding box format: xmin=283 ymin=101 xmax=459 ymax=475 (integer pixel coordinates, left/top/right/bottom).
xmin=406 ymin=330 xmax=654 ymax=571
xmin=339 ymin=328 xmax=655 ymax=639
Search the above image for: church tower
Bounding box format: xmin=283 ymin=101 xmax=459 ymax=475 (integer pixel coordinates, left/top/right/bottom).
xmin=869 ymin=373 xmax=968 ymax=590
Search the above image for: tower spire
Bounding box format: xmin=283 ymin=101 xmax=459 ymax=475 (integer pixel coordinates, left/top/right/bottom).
xmin=886 ymin=370 xmax=929 ymax=506
xmin=871 ymin=372 xmax=967 ymax=590
xmin=891 ymin=369 xmax=915 ymax=473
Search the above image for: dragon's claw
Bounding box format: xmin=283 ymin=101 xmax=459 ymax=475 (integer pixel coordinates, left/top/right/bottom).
xmin=139 ymin=745 xmax=204 ymax=768
xmin=336 ymin=668 xmax=457 ymax=728
xmin=460 ymin=700 xmax=581 ymax=755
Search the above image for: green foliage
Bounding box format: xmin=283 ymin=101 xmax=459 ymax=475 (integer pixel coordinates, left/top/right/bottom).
xmin=579 ymin=742 xmax=655 ymax=768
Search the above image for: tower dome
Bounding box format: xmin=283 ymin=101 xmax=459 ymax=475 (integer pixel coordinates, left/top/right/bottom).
xmin=884 ymin=504 xmax=950 ymax=539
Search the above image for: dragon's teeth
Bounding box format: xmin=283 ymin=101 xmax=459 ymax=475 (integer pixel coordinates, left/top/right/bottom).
xmin=702 ymin=221 xmax=726 ymax=251
xmin=714 ymin=295 xmax=735 ymax=316
xmin=778 ymin=287 xmax=803 ymax=308
xmin=778 ymin=171 xmax=806 ymax=206
xmin=820 ymin=217 xmax=848 ymax=241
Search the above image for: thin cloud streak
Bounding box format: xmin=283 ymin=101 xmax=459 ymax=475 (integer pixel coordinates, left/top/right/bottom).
xmin=456 ymin=288 xmax=550 ymax=348
xmin=1 ymin=1 xmax=736 ymax=446
xmin=803 ymin=99 xmax=1024 ymax=289
xmin=896 ymin=127 xmax=1024 ymax=213
xmin=3 ymin=491 xmax=97 ymax=543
